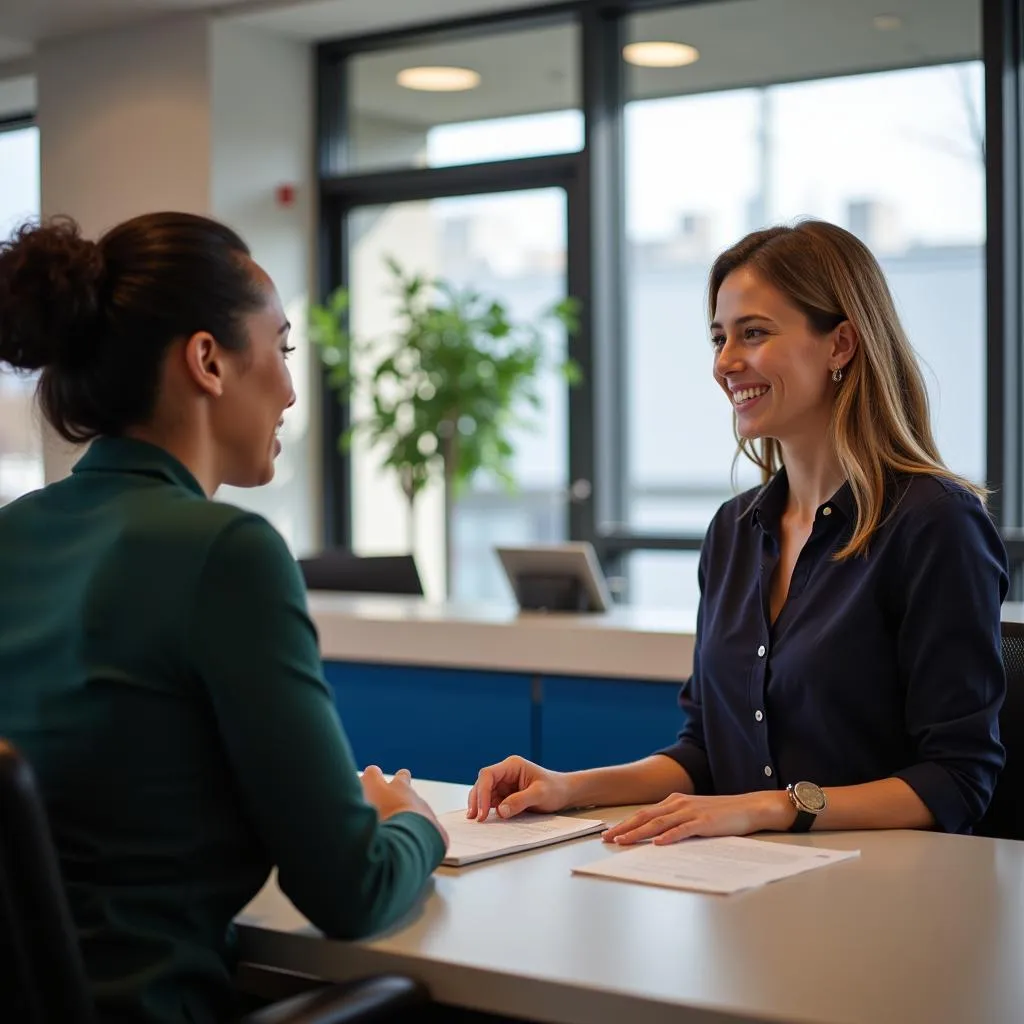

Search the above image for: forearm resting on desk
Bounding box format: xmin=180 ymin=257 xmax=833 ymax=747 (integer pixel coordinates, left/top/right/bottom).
xmin=742 ymin=777 xmax=937 ymax=834
xmin=569 ymin=765 xmax=934 ymax=829
xmin=605 ymin=775 xmax=938 ymax=846
xmin=568 ymin=755 xmax=695 ymax=809
xmin=814 ymin=777 xmax=935 ymax=831
xmin=468 ymin=754 xmax=694 ymax=820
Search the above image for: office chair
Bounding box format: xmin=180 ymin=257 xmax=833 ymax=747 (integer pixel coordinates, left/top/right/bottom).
xmin=974 ymin=622 xmax=1024 ymax=841
xmin=0 ymin=739 xmax=429 ymax=1023
xmin=298 ymin=550 xmax=424 ymax=597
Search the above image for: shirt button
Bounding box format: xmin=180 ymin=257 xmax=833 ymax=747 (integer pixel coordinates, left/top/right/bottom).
xmin=822 ymin=506 xmax=832 ymax=517
xmin=757 ymin=644 xmax=766 ymax=657
xmin=764 ymin=765 xmax=773 ymax=777
xmin=754 ymin=710 xmax=764 ymax=722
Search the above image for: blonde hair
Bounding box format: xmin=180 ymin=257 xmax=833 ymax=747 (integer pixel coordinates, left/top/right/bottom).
xmin=707 ymin=220 xmax=985 ymax=559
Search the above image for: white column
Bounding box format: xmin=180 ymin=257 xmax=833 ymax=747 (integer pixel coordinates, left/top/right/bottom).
xmin=36 ymin=16 xmax=212 ymax=233
xmin=32 ymin=16 xmax=317 ymax=554
xmin=35 ymin=15 xmax=212 ymax=484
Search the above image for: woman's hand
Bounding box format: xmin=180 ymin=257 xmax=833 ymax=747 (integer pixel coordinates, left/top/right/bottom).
xmin=467 ymin=756 xmax=574 ymax=821
xmin=602 ymin=790 xmax=794 ymax=845
xmin=361 ymin=766 xmax=450 ymax=848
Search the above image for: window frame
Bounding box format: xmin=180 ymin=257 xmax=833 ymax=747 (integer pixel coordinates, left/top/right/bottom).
xmin=315 ymin=4 xmax=595 ymax=549
xmin=317 ymin=0 xmax=1024 ymax=596
xmin=0 ymin=112 xmax=34 ymax=133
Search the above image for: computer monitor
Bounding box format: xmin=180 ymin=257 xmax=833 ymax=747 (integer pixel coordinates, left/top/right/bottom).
xmin=298 ymin=551 xmax=423 ymax=596
xmin=495 ymin=543 xmax=612 ymax=613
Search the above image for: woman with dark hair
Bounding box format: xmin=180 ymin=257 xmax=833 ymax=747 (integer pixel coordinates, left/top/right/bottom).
xmin=0 ymin=213 xmax=448 ymax=1024
xmin=468 ymin=220 xmax=1007 ymax=843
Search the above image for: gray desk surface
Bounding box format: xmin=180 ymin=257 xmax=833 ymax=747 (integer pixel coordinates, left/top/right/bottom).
xmin=236 ymin=780 xmax=1024 ymax=1024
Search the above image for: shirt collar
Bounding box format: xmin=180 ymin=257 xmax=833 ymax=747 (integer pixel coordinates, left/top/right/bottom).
xmin=748 ymin=468 xmax=789 ymax=534
xmin=827 ymin=479 xmax=857 ymax=520
xmin=749 ymin=466 xmax=856 ymax=533
xmin=72 ymin=437 xmax=206 ymax=498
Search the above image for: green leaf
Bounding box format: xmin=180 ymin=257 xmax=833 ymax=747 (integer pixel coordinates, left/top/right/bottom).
xmin=562 ymin=359 xmax=583 ymax=386
xmin=311 ymin=256 xmax=584 ymax=499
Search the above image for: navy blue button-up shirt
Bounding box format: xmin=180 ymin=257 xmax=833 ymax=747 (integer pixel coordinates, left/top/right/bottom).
xmin=658 ymin=470 xmax=1008 ymax=834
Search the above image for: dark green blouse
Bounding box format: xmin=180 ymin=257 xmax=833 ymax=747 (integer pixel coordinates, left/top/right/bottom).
xmin=0 ymin=437 xmax=444 ymax=1023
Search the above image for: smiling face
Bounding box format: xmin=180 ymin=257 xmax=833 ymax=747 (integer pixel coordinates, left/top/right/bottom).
xmin=711 ymin=265 xmax=841 ymax=447
xmin=213 ymin=263 xmax=296 ymax=488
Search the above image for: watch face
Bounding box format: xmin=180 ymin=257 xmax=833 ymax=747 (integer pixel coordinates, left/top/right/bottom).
xmin=794 ymin=781 xmax=827 ymax=812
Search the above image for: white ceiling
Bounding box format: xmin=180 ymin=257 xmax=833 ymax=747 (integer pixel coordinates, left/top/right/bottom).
xmin=343 ymin=0 xmax=978 ymax=127
xmin=0 ymin=0 xmax=227 ymax=58
xmin=628 ymin=0 xmax=978 ymax=98
xmin=235 ymin=0 xmax=554 ymax=40
xmin=0 ymin=0 xmax=545 ymax=60
xmin=0 ymin=0 xmax=980 ymax=126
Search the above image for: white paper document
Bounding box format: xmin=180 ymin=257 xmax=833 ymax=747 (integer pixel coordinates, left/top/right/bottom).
xmin=572 ymin=836 xmax=860 ymax=894
xmin=440 ymin=810 xmax=606 ymax=866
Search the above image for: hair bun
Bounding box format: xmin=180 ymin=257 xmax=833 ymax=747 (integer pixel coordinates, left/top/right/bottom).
xmin=0 ymin=216 xmax=106 ymax=372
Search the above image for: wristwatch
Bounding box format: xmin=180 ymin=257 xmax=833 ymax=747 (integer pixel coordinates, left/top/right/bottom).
xmin=786 ymin=781 xmax=827 ymax=833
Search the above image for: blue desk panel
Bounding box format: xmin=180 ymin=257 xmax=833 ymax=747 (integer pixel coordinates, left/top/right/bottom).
xmin=540 ymin=675 xmax=681 ymax=772
xmin=323 ymin=662 xmax=534 ymax=785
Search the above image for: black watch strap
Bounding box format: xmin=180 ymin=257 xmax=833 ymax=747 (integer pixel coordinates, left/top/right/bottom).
xmin=789 ymin=808 xmax=816 ymax=833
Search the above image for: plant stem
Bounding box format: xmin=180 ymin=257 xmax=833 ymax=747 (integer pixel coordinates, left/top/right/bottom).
xmin=441 ymin=430 xmax=458 ymax=599
xmin=406 ymin=490 xmax=416 ymax=559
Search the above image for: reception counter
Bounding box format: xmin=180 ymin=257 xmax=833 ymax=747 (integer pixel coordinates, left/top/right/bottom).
xmin=308 ymin=592 xmax=695 ymax=681
xmin=307 ymin=592 xmax=696 ymax=785
xmin=308 ymin=593 xmax=1024 ymax=786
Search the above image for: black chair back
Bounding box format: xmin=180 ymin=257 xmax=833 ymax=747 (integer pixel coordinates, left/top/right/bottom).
xmin=298 ymin=550 xmax=423 ymax=597
xmin=975 ymin=622 xmax=1024 ymax=840
xmin=0 ymin=739 xmax=95 ymax=1023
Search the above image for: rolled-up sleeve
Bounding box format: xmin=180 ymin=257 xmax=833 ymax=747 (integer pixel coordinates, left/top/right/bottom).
xmin=655 ymin=544 xmax=714 ymax=793
xmin=892 ymin=491 xmax=1007 ymax=833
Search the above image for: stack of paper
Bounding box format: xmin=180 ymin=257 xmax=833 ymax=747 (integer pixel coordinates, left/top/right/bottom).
xmin=439 ymin=810 xmax=605 ymax=866
xmin=572 ymin=836 xmax=859 ymax=894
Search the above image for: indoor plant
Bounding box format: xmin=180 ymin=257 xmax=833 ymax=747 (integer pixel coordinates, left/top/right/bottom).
xmin=310 ymin=257 xmax=581 ymax=592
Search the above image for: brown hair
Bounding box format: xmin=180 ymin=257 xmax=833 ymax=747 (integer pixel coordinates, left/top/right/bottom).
xmin=708 ymin=220 xmax=985 ymax=559
xmin=0 ymin=212 xmax=263 ymax=443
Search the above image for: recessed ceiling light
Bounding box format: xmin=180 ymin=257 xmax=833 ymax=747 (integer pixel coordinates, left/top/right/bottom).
xmin=623 ymin=41 xmax=700 ymax=69
xmin=872 ymin=14 xmax=903 ymax=31
xmin=396 ymin=66 xmax=481 ymax=92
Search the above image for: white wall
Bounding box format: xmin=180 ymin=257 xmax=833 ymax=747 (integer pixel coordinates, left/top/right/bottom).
xmin=35 ymin=15 xmax=213 ymax=484
xmin=30 ymin=15 xmax=320 ymax=552
xmin=37 ymin=16 xmax=211 ymax=234
xmin=209 ymin=20 xmax=318 ymax=555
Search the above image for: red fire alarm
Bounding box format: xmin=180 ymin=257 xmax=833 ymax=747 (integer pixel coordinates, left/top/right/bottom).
xmin=275 ymin=183 xmax=296 ymax=207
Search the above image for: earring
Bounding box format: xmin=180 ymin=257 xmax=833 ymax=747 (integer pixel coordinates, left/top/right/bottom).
xmin=832 ymin=367 xmax=843 ymax=384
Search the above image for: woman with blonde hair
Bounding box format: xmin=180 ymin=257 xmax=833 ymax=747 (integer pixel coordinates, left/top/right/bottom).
xmin=468 ymin=220 xmax=1007 ymax=840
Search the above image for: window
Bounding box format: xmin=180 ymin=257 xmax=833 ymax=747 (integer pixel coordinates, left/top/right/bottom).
xmin=320 ymin=0 xmax=1022 ymax=608
xmin=621 ymin=0 xmax=983 ymax=599
xmin=622 ymin=550 xmax=702 ymax=609
xmin=346 ymin=21 xmax=582 ymax=173
xmin=0 ymin=123 xmax=43 ymax=506
xmin=345 ymin=188 xmax=571 ymax=601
